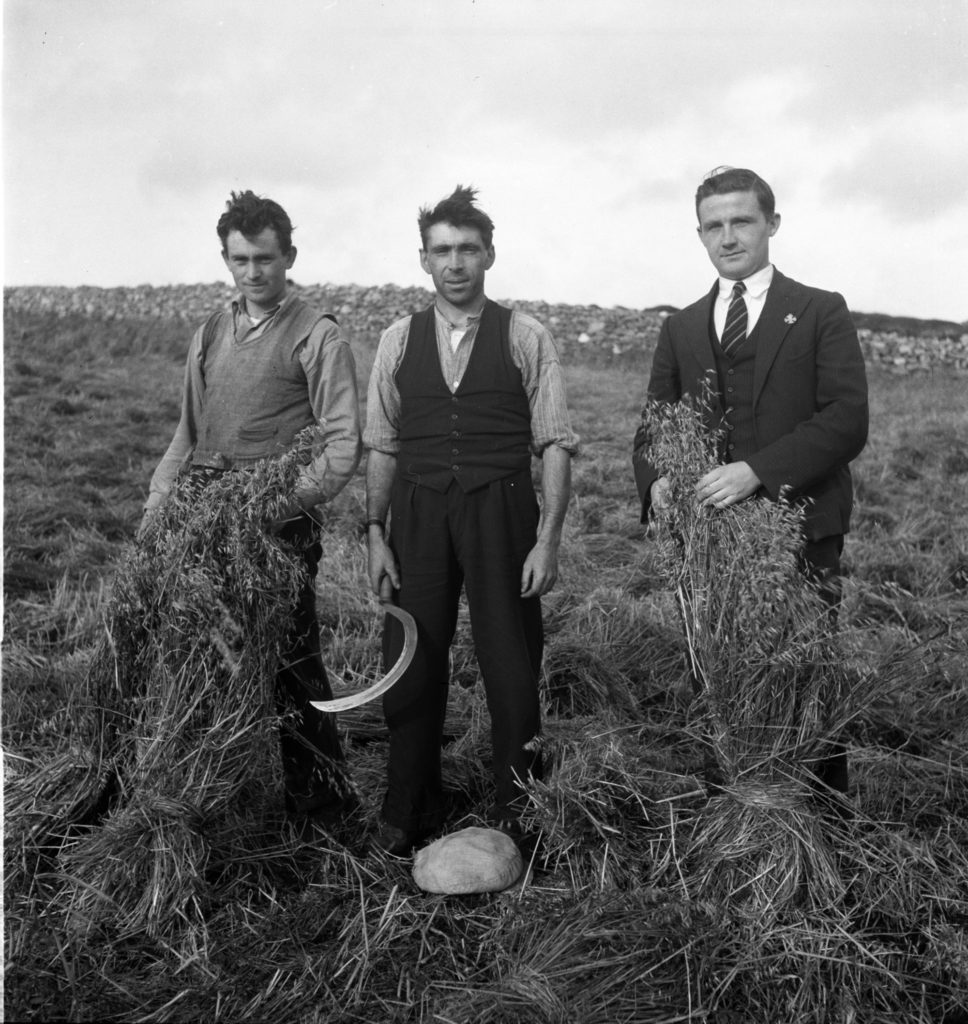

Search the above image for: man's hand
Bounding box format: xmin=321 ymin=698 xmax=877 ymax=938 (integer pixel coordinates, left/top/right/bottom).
xmin=520 ymin=539 xmax=558 ymax=599
xmin=137 ymin=492 xmax=168 ymax=542
xmin=136 ymin=509 xmax=157 ymax=543
xmin=367 ymin=529 xmax=401 ymax=599
xmin=650 ymin=476 xmax=672 ymax=511
xmin=695 ymin=462 xmax=761 ymax=508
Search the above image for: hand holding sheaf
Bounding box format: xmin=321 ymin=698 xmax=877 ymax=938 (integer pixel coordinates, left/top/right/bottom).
xmin=695 ymin=461 xmax=761 ymax=508
xmin=650 ymin=476 xmax=672 ymax=511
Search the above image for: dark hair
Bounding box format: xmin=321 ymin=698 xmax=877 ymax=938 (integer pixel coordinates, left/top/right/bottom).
xmin=418 ymin=184 xmax=494 ymax=249
xmin=694 ymin=167 xmax=776 ymax=220
xmin=216 ymin=190 xmax=294 ymax=253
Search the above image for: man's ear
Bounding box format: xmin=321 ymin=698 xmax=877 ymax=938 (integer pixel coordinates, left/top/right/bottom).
xmin=419 ymin=249 xmax=431 ymax=275
xmin=286 ymin=246 xmax=298 ymax=270
xmin=769 ymin=213 xmax=781 ymax=237
xmin=484 ymin=246 xmax=495 ymax=270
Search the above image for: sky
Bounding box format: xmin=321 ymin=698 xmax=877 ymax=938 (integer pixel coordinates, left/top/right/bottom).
xmin=4 ymin=0 xmax=967 ymax=321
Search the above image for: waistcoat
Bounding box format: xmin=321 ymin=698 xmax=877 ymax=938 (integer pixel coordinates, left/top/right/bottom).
xmin=192 ymin=298 xmax=333 ymax=468
xmin=711 ymin=312 xmax=762 ymax=464
xmin=396 ymin=300 xmax=531 ymax=493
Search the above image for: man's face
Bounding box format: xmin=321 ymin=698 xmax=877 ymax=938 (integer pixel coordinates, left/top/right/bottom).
xmin=697 ymin=191 xmax=780 ymax=281
xmin=222 ymin=227 xmax=296 ymax=316
xmin=419 ymin=222 xmax=494 ymax=311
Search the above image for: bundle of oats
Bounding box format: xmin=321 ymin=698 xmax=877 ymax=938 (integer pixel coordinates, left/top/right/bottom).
xmin=11 ymin=429 xmax=349 ymax=947
xmin=638 ymin=396 xmax=853 ymax=915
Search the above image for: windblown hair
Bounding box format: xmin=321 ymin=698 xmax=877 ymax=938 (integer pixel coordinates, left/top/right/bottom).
xmin=217 ymin=190 xmax=295 ymax=254
xmin=418 ymin=184 xmax=495 ymax=249
xmin=695 ymin=167 xmax=776 ymax=220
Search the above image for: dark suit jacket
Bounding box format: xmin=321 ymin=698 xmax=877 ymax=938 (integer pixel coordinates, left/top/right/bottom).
xmin=632 ymin=269 xmax=869 ymax=541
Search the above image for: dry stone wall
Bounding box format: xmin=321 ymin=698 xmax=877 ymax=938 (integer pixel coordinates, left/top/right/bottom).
xmin=5 ymin=284 xmax=966 ymax=373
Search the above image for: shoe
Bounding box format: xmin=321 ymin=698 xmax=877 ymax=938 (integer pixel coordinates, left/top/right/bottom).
xmin=493 ymin=818 xmax=523 ymax=842
xmin=492 ymin=817 xmax=543 ymax=862
xmin=370 ymin=823 xmax=424 ymax=857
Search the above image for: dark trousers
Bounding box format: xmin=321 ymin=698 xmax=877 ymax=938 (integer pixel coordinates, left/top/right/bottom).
xmin=381 ymin=469 xmax=544 ymax=832
xmin=276 ymin=515 xmax=346 ymax=813
xmin=800 ymin=534 xmax=849 ymax=795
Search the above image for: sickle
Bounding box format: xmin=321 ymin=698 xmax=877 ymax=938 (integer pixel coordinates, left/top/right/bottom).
xmin=310 ymin=602 xmax=418 ymax=712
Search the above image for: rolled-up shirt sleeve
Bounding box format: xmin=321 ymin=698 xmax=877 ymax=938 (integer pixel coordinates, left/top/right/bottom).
xmin=363 ymin=317 xmax=410 ymax=455
xmin=510 ymin=311 xmax=581 ymax=456
xmin=294 ymin=318 xmax=363 ymax=506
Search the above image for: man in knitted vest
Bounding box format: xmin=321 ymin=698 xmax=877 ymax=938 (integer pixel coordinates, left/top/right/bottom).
xmin=142 ymin=190 xmax=362 ymax=821
xmin=365 ymin=186 xmax=579 ymax=855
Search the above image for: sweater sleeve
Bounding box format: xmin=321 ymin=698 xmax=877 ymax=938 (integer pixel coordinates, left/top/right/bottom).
xmin=292 ymin=317 xmax=363 ymax=506
xmin=144 ymin=324 xmax=206 ymax=511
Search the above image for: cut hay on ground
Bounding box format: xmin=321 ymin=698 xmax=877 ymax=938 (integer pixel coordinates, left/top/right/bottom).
xmin=6 ymin=313 xmax=968 ymax=1022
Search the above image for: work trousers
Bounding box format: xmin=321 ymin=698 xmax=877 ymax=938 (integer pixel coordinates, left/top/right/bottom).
xmin=381 ymin=469 xmax=544 ymax=833
xmin=800 ymin=533 xmax=849 ymax=794
xmin=275 ymin=515 xmax=347 ymax=814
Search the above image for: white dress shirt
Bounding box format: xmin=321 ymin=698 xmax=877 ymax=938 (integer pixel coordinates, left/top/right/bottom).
xmin=714 ymin=263 xmax=774 ymax=340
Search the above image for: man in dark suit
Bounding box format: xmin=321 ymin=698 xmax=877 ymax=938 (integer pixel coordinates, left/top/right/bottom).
xmin=633 ymin=165 xmax=869 ymax=792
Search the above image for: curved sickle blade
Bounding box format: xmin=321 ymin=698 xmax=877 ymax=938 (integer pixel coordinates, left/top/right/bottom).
xmin=310 ymin=602 xmax=417 ymax=713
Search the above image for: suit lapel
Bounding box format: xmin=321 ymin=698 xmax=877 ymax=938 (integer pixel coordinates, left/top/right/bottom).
xmin=752 ymin=270 xmax=810 ymax=401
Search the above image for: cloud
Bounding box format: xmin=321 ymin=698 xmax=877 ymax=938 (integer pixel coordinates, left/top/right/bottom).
xmin=4 ymin=0 xmax=967 ymax=319
xmin=820 ymin=101 xmax=968 ymax=221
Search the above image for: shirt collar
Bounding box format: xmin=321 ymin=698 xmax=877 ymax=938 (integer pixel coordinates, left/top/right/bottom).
xmin=232 ymin=288 xmax=293 ymax=323
xmin=433 ymin=299 xmax=485 ymax=330
xmin=717 ymin=263 xmax=774 ymax=301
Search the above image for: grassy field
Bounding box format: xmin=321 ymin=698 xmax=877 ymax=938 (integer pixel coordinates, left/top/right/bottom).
xmin=4 ymin=305 xmax=968 ymax=1022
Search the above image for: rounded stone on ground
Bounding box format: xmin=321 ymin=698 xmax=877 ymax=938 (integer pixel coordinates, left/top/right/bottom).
xmin=412 ymin=826 xmax=524 ymax=894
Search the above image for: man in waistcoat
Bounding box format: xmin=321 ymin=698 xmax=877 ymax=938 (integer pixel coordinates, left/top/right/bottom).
xmin=632 ymin=166 xmax=869 ymax=794
xmin=142 ymin=190 xmax=363 ymax=821
xmin=364 ymin=185 xmax=579 ymax=855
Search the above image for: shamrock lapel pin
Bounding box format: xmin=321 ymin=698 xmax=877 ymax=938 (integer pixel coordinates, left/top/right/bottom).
xmin=783 ymin=313 xmax=798 ymax=325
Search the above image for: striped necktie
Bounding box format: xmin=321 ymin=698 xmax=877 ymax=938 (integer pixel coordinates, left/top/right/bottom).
xmin=721 ymin=281 xmax=748 ymax=354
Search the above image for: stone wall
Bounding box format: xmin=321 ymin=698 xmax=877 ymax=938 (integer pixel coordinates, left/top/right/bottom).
xmin=5 ymin=283 xmax=966 ymax=372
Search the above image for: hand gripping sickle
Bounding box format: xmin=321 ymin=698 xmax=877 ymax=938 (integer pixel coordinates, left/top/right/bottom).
xmin=310 ymin=601 xmax=418 ymax=712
